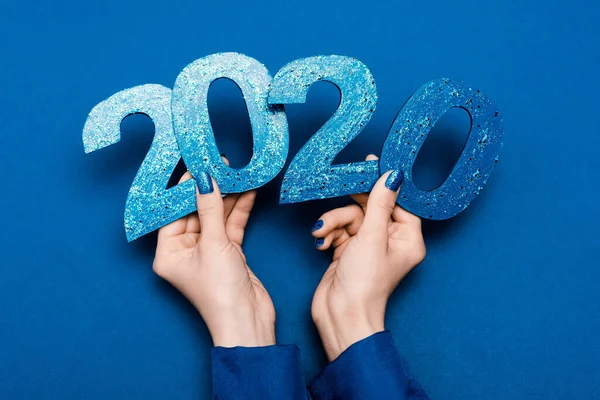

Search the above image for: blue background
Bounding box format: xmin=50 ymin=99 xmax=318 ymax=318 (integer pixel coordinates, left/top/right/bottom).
xmin=1 ymin=1 xmax=599 ymax=399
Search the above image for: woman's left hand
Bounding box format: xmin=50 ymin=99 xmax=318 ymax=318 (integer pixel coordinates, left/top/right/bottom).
xmin=152 ymin=168 xmax=275 ymax=348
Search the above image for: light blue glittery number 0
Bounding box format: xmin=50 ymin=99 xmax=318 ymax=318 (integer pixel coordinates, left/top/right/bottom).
xmin=171 ymin=53 xmax=289 ymax=192
xmin=268 ymin=55 xmax=379 ymax=203
xmin=380 ymin=79 xmax=504 ymax=219
xmin=83 ymin=84 xmax=196 ymax=241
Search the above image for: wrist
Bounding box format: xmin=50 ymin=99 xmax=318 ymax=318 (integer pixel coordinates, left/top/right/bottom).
xmin=191 ymin=291 xmax=276 ymax=348
xmin=206 ymin=304 xmax=276 ymax=348
xmin=313 ymin=300 xmax=385 ymax=361
xmin=210 ymin=317 xmax=276 ymax=347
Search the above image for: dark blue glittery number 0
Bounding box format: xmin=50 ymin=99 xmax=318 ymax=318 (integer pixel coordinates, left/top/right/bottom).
xmin=380 ymin=79 xmax=504 ymax=219
xmin=171 ymin=53 xmax=289 ymax=193
xmin=83 ymin=85 xmax=196 ymax=241
xmin=268 ymin=56 xmax=380 ymax=203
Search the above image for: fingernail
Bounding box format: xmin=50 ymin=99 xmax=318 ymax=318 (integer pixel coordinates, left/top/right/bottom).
xmin=196 ymin=171 xmax=214 ymax=194
xmin=220 ymin=153 xmax=227 ymax=159
xmin=315 ymin=238 xmax=324 ymax=248
xmin=311 ymin=219 xmax=324 ymax=232
xmin=385 ymin=170 xmax=404 ymax=192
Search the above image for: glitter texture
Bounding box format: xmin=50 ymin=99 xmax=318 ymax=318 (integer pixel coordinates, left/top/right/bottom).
xmin=171 ymin=52 xmax=289 ymax=193
xmin=268 ymin=55 xmax=380 ymax=204
xmin=311 ymin=219 xmax=324 ymax=232
xmin=195 ymin=171 xmax=214 ymax=194
xmin=82 ymin=84 xmax=196 ymax=241
xmin=84 ymin=58 xmax=504 ymax=241
xmin=380 ymin=78 xmax=504 ymax=220
xmin=385 ymin=170 xmax=404 ymax=192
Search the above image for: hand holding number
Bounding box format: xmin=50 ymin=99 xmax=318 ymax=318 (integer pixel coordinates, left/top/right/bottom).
xmin=310 ymin=155 xmax=426 ymax=361
xmin=153 ymin=163 xmax=275 ymax=347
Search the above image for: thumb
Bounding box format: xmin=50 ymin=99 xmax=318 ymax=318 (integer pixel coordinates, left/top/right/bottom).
xmin=195 ymin=171 xmax=227 ymax=244
xmin=360 ymin=170 xmax=404 ymax=236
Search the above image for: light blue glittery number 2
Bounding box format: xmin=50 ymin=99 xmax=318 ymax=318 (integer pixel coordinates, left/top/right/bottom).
xmin=171 ymin=53 xmax=289 ymax=192
xmin=268 ymin=56 xmax=380 ymax=203
xmin=82 ymin=84 xmax=196 ymax=241
xmin=380 ymin=79 xmax=504 ymax=219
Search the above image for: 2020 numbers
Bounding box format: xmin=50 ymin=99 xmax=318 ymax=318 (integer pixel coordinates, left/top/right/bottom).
xmin=83 ymin=52 xmax=504 ymax=241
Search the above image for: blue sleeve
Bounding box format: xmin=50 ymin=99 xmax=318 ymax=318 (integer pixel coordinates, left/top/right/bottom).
xmin=211 ymin=344 xmax=312 ymax=400
xmin=308 ymin=331 xmax=429 ymax=400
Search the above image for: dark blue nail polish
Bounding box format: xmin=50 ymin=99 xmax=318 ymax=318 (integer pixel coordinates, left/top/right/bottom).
xmin=315 ymin=238 xmax=325 ymax=248
xmin=385 ymin=170 xmax=404 ymax=192
xmin=196 ymin=171 xmax=214 ymax=194
xmin=312 ymin=219 xmax=324 ymax=232
xmin=220 ymin=153 xmax=227 ymax=159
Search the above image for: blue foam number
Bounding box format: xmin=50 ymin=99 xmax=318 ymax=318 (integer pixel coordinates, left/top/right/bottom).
xmin=380 ymin=78 xmax=504 ymax=219
xmin=268 ymin=55 xmax=380 ymax=204
xmin=83 ymin=84 xmax=197 ymax=241
xmin=171 ymin=53 xmax=289 ymax=193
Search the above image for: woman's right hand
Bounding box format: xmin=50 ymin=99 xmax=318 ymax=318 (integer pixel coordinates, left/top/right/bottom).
xmin=310 ymin=156 xmax=426 ymax=361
